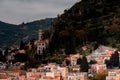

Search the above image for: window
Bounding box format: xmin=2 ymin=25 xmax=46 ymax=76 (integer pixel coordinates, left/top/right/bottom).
xmin=68 ymin=77 xmax=72 ymax=80
xmin=39 ymin=47 xmax=41 ymax=50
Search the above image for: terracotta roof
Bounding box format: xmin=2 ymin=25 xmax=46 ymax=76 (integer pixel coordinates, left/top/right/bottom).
xmin=0 ymin=75 xmax=9 ymax=79
xmin=13 ymin=70 xmax=26 ymax=73
xmin=29 ymin=75 xmax=39 ymax=78
xmin=43 ymin=76 xmax=54 ymax=79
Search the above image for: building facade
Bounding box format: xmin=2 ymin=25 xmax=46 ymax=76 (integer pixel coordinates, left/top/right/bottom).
xmin=36 ymin=29 xmax=48 ymax=55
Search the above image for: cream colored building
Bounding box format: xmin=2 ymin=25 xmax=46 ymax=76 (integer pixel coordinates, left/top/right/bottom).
xmin=36 ymin=29 xmax=49 ymax=55
xmin=68 ymin=72 xmax=88 ymax=80
xmin=69 ymin=54 xmax=80 ymax=66
xmin=90 ymin=63 xmax=107 ymax=73
xmin=106 ymin=69 xmax=120 ymax=80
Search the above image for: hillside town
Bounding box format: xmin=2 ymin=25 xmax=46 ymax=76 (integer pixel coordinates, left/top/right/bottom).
xmin=0 ymin=0 xmax=120 ymax=79
xmin=0 ymin=29 xmax=120 ymax=80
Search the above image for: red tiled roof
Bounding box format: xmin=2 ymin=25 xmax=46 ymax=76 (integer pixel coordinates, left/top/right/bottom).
xmin=13 ymin=70 xmax=26 ymax=73
xmin=43 ymin=76 xmax=54 ymax=79
xmin=29 ymin=75 xmax=39 ymax=78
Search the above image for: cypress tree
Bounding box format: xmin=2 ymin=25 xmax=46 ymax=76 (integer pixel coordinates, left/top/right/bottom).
xmin=77 ymin=58 xmax=82 ymax=65
xmin=20 ymin=40 xmax=25 ymax=50
xmin=80 ymin=56 xmax=89 ymax=72
xmin=0 ymin=50 xmax=6 ymax=62
xmin=110 ymin=51 xmax=119 ymax=67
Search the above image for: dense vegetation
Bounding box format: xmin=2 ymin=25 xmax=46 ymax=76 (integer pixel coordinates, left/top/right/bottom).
xmin=0 ymin=18 xmax=54 ymax=48
xmin=48 ymin=0 xmax=120 ymax=54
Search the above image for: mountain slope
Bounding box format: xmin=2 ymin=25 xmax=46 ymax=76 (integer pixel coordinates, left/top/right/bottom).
xmin=0 ymin=18 xmax=54 ymax=48
xmin=49 ymin=0 xmax=120 ymax=53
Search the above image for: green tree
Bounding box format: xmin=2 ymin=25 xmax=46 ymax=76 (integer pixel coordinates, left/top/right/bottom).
xmin=105 ymin=59 xmax=111 ymax=68
xmin=77 ymin=58 xmax=82 ymax=65
xmin=28 ymin=54 xmax=39 ymax=68
xmin=110 ymin=51 xmax=119 ymax=67
xmin=80 ymin=56 xmax=89 ymax=72
xmin=59 ymin=30 xmax=69 ymax=47
xmin=43 ymin=30 xmax=51 ymax=39
xmin=59 ymin=30 xmax=69 ymax=38
xmin=4 ymin=48 xmax=8 ymax=56
xmin=14 ymin=53 xmax=28 ymax=62
xmin=89 ymin=60 xmax=97 ymax=65
xmin=20 ymin=40 xmax=25 ymax=50
xmin=106 ymin=37 xmax=117 ymax=47
xmin=0 ymin=50 xmax=6 ymax=62
xmin=66 ymin=60 xmax=70 ymax=66
xmin=75 ymin=29 xmax=87 ymax=45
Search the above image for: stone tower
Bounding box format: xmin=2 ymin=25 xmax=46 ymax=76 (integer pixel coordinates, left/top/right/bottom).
xmin=36 ymin=29 xmax=48 ymax=55
xmin=38 ymin=29 xmax=43 ymax=41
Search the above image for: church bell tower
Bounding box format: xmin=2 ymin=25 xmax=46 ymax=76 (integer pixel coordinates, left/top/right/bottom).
xmin=38 ymin=29 xmax=43 ymax=41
